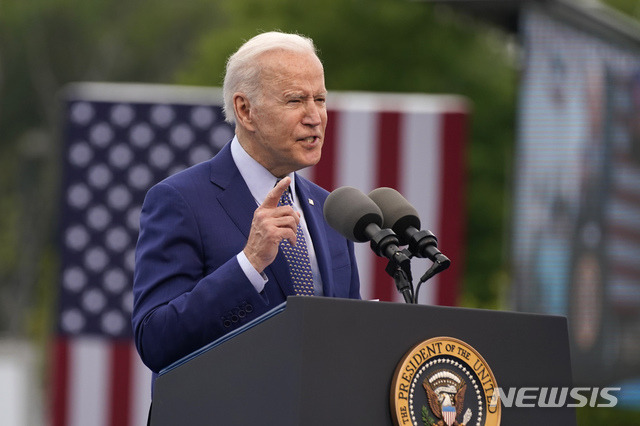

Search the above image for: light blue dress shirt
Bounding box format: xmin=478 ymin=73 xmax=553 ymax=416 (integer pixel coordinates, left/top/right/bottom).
xmin=230 ymin=136 xmax=324 ymax=296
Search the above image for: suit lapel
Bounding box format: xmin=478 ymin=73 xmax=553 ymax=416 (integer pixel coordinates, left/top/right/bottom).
xmin=210 ymin=144 xmax=256 ymax=240
xmin=210 ymin=142 xmax=294 ymax=296
xmin=295 ymin=175 xmax=334 ymax=297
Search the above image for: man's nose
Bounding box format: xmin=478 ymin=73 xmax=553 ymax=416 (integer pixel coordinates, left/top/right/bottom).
xmin=302 ymin=101 xmax=323 ymax=126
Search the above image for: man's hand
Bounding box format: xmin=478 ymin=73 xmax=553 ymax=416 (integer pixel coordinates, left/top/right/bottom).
xmin=243 ymin=176 xmax=300 ymax=273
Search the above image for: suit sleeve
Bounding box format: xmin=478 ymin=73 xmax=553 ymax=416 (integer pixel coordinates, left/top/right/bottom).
xmin=131 ymin=182 xmax=270 ymax=373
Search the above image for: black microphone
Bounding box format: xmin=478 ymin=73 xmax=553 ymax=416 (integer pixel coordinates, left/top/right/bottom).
xmin=323 ymin=186 xmax=405 ymax=262
xmin=368 ymin=187 xmax=450 ymax=269
xmin=324 ymin=186 xmax=414 ymax=302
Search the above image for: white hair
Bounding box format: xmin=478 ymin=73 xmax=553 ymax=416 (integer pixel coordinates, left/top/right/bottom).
xmin=222 ymin=31 xmax=319 ymax=124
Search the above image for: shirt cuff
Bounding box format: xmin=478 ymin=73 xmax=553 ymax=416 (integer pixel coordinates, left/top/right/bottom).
xmin=236 ymin=251 xmax=268 ymax=293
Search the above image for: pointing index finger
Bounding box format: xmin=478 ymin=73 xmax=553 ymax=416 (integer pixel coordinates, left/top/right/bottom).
xmin=262 ymin=176 xmax=291 ymax=209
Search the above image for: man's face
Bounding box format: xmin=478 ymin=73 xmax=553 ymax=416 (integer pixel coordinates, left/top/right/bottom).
xmin=244 ymin=50 xmax=327 ymax=177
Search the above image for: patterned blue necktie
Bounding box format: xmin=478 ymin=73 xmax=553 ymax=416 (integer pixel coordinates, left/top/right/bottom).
xmin=278 ymin=185 xmax=315 ymax=296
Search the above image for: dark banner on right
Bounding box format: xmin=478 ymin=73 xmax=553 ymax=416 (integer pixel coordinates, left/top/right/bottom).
xmin=513 ymin=4 xmax=640 ymax=398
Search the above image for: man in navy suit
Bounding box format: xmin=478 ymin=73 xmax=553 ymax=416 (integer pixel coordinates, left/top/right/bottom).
xmin=132 ymin=31 xmax=361 ymax=375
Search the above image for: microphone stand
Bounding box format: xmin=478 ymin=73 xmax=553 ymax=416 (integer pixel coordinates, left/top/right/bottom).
xmin=366 ymin=226 xmax=451 ymax=304
xmin=406 ymin=229 xmax=451 ymax=304
xmin=383 ymin=246 xmax=450 ymax=305
xmin=367 ymin=228 xmax=414 ymax=304
xmin=384 ymin=249 xmax=414 ymax=304
xmin=413 ymin=256 xmax=450 ymax=303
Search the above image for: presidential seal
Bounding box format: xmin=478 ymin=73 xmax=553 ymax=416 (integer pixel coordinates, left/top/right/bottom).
xmin=390 ymin=337 xmax=501 ymax=426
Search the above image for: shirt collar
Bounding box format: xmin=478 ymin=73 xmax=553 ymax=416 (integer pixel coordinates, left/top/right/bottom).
xmin=230 ymin=135 xmax=296 ymax=205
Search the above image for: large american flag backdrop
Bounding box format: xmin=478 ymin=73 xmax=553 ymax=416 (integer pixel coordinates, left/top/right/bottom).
xmin=50 ymin=83 xmax=468 ymax=426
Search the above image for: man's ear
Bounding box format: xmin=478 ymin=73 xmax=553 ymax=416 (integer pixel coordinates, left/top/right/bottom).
xmin=233 ymin=93 xmax=255 ymax=131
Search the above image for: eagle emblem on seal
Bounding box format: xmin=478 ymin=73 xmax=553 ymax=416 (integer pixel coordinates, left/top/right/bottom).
xmin=422 ymin=370 xmax=473 ymax=426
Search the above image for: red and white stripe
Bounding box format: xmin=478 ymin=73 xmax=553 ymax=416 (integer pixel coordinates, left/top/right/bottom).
xmin=50 ymin=338 xmax=151 ymax=426
xmin=608 ymin=152 xmax=640 ymax=313
xmin=307 ymin=91 xmax=468 ymax=305
xmin=443 ymin=407 xmax=457 ymax=426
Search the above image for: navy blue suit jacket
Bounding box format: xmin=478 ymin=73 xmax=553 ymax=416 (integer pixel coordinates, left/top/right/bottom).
xmin=132 ymin=141 xmax=360 ymax=373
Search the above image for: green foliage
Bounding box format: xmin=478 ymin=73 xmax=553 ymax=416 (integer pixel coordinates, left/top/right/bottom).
xmin=422 ymin=404 xmax=436 ymax=425
xmin=0 ymin=0 xmax=222 ymax=139
xmin=576 ymin=406 xmax=640 ymax=424
xmin=0 ymin=168 xmax=19 ymax=273
xmin=601 ymin=0 xmax=640 ymax=19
